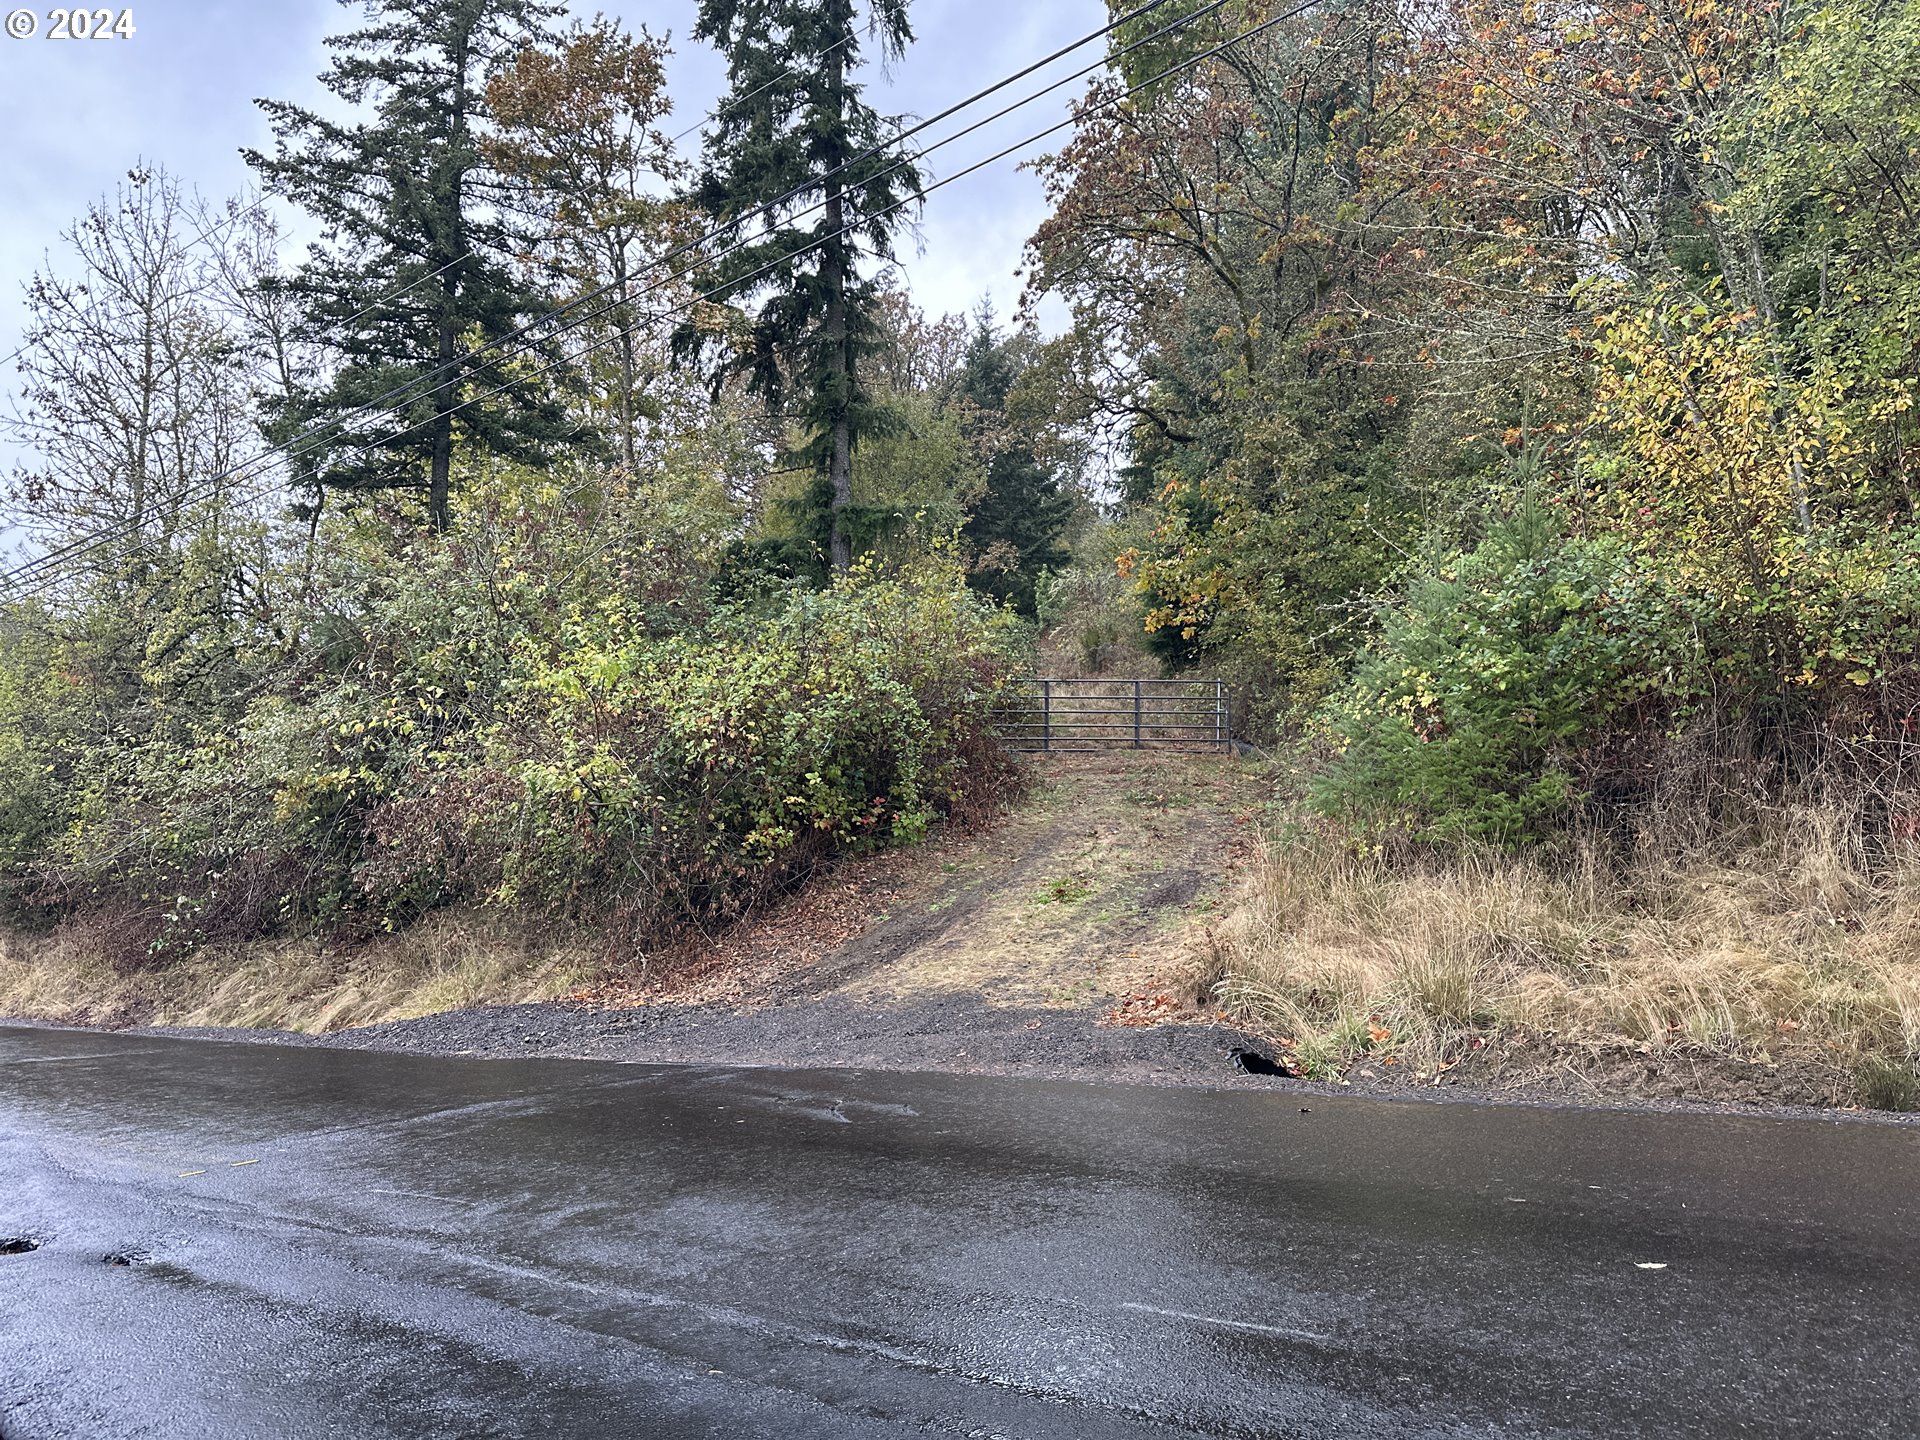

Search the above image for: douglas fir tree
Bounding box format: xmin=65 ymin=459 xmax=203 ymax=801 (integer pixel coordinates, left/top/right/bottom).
xmin=246 ymin=0 xmax=575 ymax=531
xmin=684 ymin=0 xmax=923 ymax=573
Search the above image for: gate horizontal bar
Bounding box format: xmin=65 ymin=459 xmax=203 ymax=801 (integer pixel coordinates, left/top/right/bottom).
xmin=994 ymin=723 xmax=1225 ymax=732
xmin=997 ymin=675 xmax=1231 ymax=754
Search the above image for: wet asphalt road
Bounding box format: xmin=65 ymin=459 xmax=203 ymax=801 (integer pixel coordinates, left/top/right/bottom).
xmin=1 ymin=1025 xmax=1916 ymax=1439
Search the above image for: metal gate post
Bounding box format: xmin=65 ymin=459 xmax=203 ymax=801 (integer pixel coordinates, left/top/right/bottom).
xmin=1042 ymin=679 xmax=1052 ymax=753
xmin=1216 ymin=681 xmax=1227 ymax=751
xmin=1133 ymin=679 xmax=1142 ymax=749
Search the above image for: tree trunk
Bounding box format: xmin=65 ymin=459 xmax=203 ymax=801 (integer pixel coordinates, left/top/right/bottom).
xmin=429 ymin=18 xmax=473 ymax=534
xmin=131 ymin=273 xmax=157 ymax=562
xmin=823 ymin=23 xmax=853 ymax=573
xmin=614 ymin=242 xmax=636 ymax=474
xmin=430 ymin=311 xmax=455 ymax=532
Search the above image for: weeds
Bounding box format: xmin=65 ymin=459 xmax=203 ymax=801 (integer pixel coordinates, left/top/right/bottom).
xmin=0 ymin=910 xmax=596 ymax=1034
xmin=1856 ymin=1058 xmax=1920 ymax=1113
xmin=1216 ymin=807 xmax=1920 ymax=1108
xmin=1036 ymin=874 xmax=1094 ymax=905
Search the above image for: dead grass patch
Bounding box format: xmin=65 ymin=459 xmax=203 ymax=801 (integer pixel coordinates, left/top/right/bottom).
xmin=0 ymin=909 xmax=597 ymax=1034
xmin=1216 ymin=809 xmax=1920 ymax=1107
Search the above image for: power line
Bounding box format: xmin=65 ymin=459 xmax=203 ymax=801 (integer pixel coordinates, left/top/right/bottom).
xmin=0 ymin=24 xmax=870 ymax=415
xmin=0 ymin=0 xmax=1198 ymax=597
xmin=425 ymin=4 xmax=1304 ymax=461
xmin=2 ymin=0 xmax=1296 ymax=599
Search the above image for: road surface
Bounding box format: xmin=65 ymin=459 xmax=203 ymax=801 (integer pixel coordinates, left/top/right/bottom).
xmin=1 ymin=1023 xmax=1916 ymax=1437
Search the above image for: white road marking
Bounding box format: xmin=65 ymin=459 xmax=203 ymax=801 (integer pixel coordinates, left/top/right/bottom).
xmin=368 ymin=1187 xmax=481 ymax=1208
xmin=1119 ymin=1302 xmax=1333 ymax=1344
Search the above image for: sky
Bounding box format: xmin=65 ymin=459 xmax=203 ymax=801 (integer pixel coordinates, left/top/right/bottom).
xmin=0 ymin=0 xmax=1105 ymax=567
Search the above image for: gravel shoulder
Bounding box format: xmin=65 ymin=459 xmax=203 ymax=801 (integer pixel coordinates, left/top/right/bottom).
xmin=261 ymin=995 xmax=1280 ymax=1087
xmin=86 ymin=752 xmax=1271 ymax=1088
xmin=126 ymin=996 xmax=1914 ymax=1124
xmin=303 ymin=751 xmax=1288 ymax=1089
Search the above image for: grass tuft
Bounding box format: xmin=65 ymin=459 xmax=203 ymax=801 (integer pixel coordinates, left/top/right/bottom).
xmin=1856 ymin=1058 xmax=1920 ymax=1113
xmin=0 ymin=909 xmax=598 ymax=1034
xmin=1216 ymin=806 xmax=1920 ymax=1102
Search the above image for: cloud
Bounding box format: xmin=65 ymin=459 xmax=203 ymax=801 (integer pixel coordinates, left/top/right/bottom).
xmin=0 ymin=0 xmax=1105 ymax=557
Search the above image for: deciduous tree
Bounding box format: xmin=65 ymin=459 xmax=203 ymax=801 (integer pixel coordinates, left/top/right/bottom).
xmin=487 ymin=16 xmax=688 ymax=475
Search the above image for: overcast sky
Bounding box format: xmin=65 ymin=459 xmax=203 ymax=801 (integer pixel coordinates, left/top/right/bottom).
xmin=0 ymin=0 xmax=1103 ymax=566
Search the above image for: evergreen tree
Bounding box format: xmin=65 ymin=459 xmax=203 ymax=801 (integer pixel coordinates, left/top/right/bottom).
xmin=245 ymin=0 xmax=573 ymax=532
xmin=685 ymin=0 xmax=922 ymax=572
xmin=953 ymin=315 xmax=1074 ymax=617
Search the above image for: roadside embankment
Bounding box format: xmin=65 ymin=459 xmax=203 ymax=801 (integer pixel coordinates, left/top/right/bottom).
xmin=1215 ymin=816 xmax=1920 ymax=1113
xmin=9 ymin=751 xmax=1920 ymax=1114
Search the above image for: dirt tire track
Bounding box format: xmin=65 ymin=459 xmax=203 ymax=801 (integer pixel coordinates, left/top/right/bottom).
xmin=305 ymin=754 xmax=1286 ymax=1085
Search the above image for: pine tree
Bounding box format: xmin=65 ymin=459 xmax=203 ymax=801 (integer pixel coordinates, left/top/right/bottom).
xmin=244 ymin=0 xmax=573 ymax=532
xmin=954 ymin=314 xmax=1074 ymax=617
xmin=685 ymin=0 xmax=922 ymax=572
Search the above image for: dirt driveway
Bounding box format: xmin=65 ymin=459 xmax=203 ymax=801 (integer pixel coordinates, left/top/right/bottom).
xmin=310 ymin=753 xmax=1287 ymax=1086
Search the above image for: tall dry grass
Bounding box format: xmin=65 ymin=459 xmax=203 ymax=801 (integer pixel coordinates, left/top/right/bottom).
xmin=0 ymin=909 xmax=600 ymax=1034
xmin=1216 ymin=807 xmax=1920 ymax=1105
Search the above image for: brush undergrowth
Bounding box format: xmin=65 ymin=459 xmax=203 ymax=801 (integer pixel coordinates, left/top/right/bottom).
xmin=1216 ymin=805 xmax=1920 ymax=1108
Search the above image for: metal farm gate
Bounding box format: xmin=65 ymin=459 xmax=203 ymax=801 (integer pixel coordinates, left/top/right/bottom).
xmin=992 ymin=678 xmax=1231 ymax=753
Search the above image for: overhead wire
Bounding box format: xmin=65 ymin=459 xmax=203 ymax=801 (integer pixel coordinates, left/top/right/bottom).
xmin=0 ymin=0 xmax=1194 ymax=596
xmin=3 ymin=0 xmax=1307 ymax=599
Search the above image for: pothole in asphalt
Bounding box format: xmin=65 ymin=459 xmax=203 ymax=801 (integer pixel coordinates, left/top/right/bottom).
xmin=0 ymin=1237 xmax=41 ymax=1256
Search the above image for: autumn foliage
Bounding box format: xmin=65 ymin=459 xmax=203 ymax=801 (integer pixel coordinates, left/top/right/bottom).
xmin=1028 ymin=0 xmax=1920 ymax=846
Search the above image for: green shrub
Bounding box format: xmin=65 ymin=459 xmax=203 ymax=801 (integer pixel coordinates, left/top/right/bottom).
xmin=28 ymin=513 xmax=1020 ymax=953
xmin=481 ymin=560 xmax=1021 ymax=926
xmin=1311 ymin=495 xmax=1920 ymax=850
xmin=1312 ymin=506 xmax=1697 ymax=845
xmin=0 ymin=616 xmax=68 ymax=900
